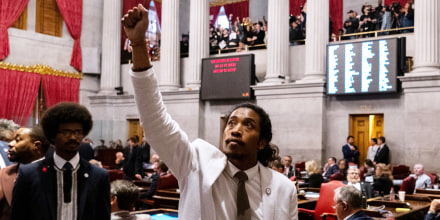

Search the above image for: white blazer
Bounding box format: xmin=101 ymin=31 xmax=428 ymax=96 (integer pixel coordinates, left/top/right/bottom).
xmin=130 ymin=69 xmax=298 ymax=220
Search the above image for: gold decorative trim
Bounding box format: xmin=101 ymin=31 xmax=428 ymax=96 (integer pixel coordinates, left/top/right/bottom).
xmin=209 ymin=0 xmax=248 ymax=7
xmin=0 ymin=62 xmax=83 ymax=79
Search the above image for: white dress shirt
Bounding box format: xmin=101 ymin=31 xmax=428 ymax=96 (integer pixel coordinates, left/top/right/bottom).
xmin=213 ymin=161 xmax=263 ymax=220
xmin=54 ymin=152 xmax=80 ymax=220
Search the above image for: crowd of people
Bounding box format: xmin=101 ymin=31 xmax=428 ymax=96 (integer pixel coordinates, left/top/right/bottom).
xmin=340 ymin=0 xmax=414 ymax=40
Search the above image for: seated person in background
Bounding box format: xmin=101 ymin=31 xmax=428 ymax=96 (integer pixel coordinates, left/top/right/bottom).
xmin=333 ymin=185 xmax=373 ymax=220
xmin=343 ymin=167 xmax=374 ymax=199
xmin=283 ymin=155 xmax=296 ymax=178
xmin=410 ymin=164 xmax=432 ymax=191
xmin=305 ymin=160 xmax=324 ymax=188
xmin=363 ymin=159 xmax=375 ymax=183
xmin=332 ymin=159 xmax=349 ymax=181
xmin=271 ymin=160 xmax=285 ymax=174
xmin=0 ymin=126 xmax=50 ymax=220
xmin=373 ymin=163 xmax=394 ymax=196
xmin=144 ymin=154 xmax=159 ymax=170
xmin=425 ymin=199 xmax=440 ymax=220
xmin=115 ymin=152 xmax=124 ymax=169
xmin=110 ymin=180 xmax=142 ymax=220
xmin=143 ymin=161 xmax=169 ymax=199
xmin=323 ymin=157 xmax=339 ymax=181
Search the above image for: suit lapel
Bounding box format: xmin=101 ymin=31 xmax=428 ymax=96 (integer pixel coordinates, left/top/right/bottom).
xmin=77 ymin=158 xmax=91 ymax=220
xmin=260 ymin=164 xmax=275 ymax=220
xmin=44 ymin=156 xmax=58 ymax=220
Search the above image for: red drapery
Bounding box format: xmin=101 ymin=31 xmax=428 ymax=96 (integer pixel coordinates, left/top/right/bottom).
xmin=384 ymin=0 xmax=408 ymax=6
xmin=122 ymin=0 xmax=150 ymax=58
xmin=0 ymin=69 xmax=40 ymax=126
xmin=153 ymin=0 xmax=162 ymax=26
xmin=209 ymin=6 xmax=222 ymax=25
xmin=223 ymin=1 xmax=249 ymax=22
xmin=329 ymin=0 xmax=343 ymax=34
xmin=0 ymin=0 xmax=29 ymax=60
xmin=56 ymin=0 xmax=83 ymax=72
xmin=289 ymin=0 xmax=306 ymax=16
xmin=42 ymin=75 xmax=80 ymax=109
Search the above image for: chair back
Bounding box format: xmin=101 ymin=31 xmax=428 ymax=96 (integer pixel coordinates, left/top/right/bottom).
xmin=359 ymin=166 xmax=365 ymax=181
xmin=156 ymin=173 xmax=179 ymax=190
xmin=329 ymin=172 xmax=345 ymax=181
xmin=314 ymin=181 xmax=345 ymax=220
xmin=426 ymin=173 xmax=438 ymax=185
xmin=392 ymin=165 xmax=411 ymax=180
xmin=295 ymin=161 xmax=306 ymax=172
xmin=399 ymin=176 xmax=416 ymax=194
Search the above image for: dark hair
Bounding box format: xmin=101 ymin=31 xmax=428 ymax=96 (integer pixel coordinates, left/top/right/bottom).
xmin=364 ymin=159 xmax=374 ymax=168
xmin=224 ymin=103 xmax=276 ymax=166
xmin=330 ymin=157 xmax=337 ymax=163
xmin=41 ymin=102 xmax=93 ymax=143
xmin=371 ymin=138 xmax=377 ymax=144
xmin=110 ymin=180 xmax=140 ymax=210
xmin=347 ymin=136 xmax=354 ymax=141
xmin=29 ymin=126 xmax=50 ymax=155
xmin=157 ymin=161 xmax=169 ymax=173
xmin=379 ymin=136 xmax=386 ymax=143
xmin=128 ymin=137 xmax=137 ymax=143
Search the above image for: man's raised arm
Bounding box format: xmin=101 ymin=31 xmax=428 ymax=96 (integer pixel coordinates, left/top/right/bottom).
xmin=122 ymin=4 xmax=151 ymax=71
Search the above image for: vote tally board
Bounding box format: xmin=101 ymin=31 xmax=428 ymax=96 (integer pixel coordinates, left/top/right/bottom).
xmin=326 ymin=38 xmax=405 ymax=95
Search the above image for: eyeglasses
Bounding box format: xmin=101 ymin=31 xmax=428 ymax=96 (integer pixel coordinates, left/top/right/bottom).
xmin=348 ymin=172 xmax=360 ymax=175
xmin=58 ymin=129 xmax=83 ymax=138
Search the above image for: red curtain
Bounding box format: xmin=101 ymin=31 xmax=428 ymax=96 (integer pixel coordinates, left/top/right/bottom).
xmin=153 ymin=0 xmax=162 ymax=26
xmin=384 ymin=0 xmax=407 ymax=6
xmin=209 ymin=6 xmax=222 ymax=25
xmin=329 ymin=0 xmax=343 ymax=35
xmin=42 ymin=75 xmax=80 ymax=109
xmin=0 ymin=0 xmax=29 ymax=60
xmin=56 ymin=0 xmax=83 ymax=72
xmin=223 ymin=1 xmax=249 ymax=22
xmin=289 ymin=0 xmax=306 ymax=16
xmin=0 ymin=69 xmax=40 ymax=126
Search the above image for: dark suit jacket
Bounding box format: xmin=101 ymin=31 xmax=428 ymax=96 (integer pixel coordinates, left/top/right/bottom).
xmin=346 ymin=210 xmax=373 ymax=220
xmin=285 ymin=165 xmax=296 ymax=178
xmin=0 ymin=141 xmax=13 ymax=168
xmin=10 ymin=154 xmax=110 ymax=220
xmin=342 ymin=144 xmax=360 ymax=164
xmin=343 ymin=181 xmax=375 ymax=199
xmin=122 ymin=146 xmax=144 ymax=179
xmin=324 ymin=164 xmax=339 ymax=179
xmin=425 ymin=212 xmax=440 ymax=220
xmin=374 ymin=144 xmax=390 ymax=165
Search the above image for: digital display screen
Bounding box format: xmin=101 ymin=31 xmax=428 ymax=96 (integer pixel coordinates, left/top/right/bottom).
xmin=327 ymin=38 xmax=404 ymax=95
xmin=201 ymin=54 xmax=255 ymax=100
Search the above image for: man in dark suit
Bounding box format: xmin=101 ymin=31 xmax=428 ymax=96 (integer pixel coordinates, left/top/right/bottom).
xmin=334 ymin=185 xmax=373 ymax=220
xmin=342 ymin=136 xmax=360 ymax=165
xmin=11 ymin=102 xmax=110 ymax=220
xmin=283 ymin=155 xmax=296 ymax=178
xmin=323 ymin=157 xmax=339 ymax=180
xmin=119 ymin=137 xmax=143 ymax=180
xmin=343 ymin=167 xmax=375 ymax=199
xmin=374 ymin=136 xmax=390 ymax=165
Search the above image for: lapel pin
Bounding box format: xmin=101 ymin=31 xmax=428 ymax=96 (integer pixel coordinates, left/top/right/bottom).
xmin=84 ymin=173 xmax=89 ymax=178
xmin=265 ymin=188 xmax=271 ymax=195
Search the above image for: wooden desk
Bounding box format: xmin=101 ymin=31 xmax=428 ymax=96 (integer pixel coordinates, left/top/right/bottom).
xmin=156 ymin=188 xmax=180 ymax=198
xmin=152 ymin=195 xmax=180 ymax=209
xmin=416 ymin=188 xmax=440 ymax=195
xmin=366 ymin=196 xmax=431 ymax=219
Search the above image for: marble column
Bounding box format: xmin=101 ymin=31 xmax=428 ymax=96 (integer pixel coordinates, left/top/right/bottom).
xmin=409 ymin=0 xmax=440 ymax=75
xmin=299 ymin=0 xmax=329 ymax=82
xmin=186 ymin=0 xmax=209 ymax=89
xmin=264 ymin=0 xmax=289 ymax=84
xmin=99 ymin=0 xmax=122 ymax=95
xmin=159 ymin=0 xmax=180 ymax=91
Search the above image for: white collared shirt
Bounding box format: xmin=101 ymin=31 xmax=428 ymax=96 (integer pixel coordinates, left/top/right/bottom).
xmin=212 ymin=161 xmax=263 ymax=220
xmin=54 ymin=152 xmax=80 ymax=220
